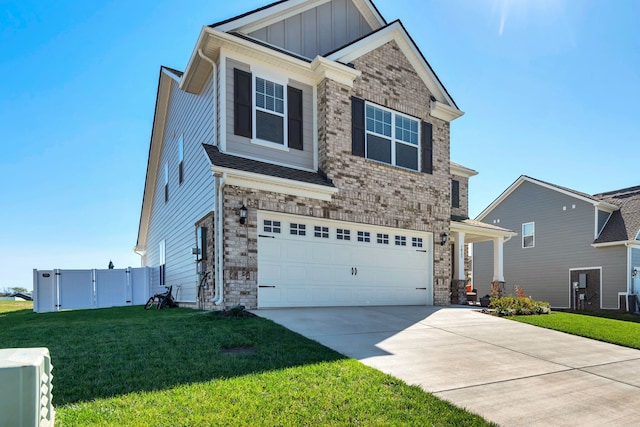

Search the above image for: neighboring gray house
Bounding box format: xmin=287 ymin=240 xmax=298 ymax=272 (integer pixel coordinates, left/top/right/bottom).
xmin=135 ymin=0 xmax=512 ymax=309
xmin=473 ymin=176 xmax=640 ymax=310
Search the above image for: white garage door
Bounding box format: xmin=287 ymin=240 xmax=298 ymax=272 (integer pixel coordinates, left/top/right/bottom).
xmin=257 ymin=212 xmax=433 ymax=308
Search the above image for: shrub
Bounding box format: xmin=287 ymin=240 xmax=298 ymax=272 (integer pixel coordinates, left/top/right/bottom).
xmin=489 ymin=295 xmax=551 ymax=316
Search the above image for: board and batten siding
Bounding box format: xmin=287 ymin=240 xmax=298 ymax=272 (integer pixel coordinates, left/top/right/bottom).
xmin=144 ymin=74 xmax=216 ymax=302
xmin=225 ymin=57 xmax=314 ymax=170
xmin=473 ymin=181 xmax=626 ymax=308
xmin=248 ymin=0 xmax=371 ymax=58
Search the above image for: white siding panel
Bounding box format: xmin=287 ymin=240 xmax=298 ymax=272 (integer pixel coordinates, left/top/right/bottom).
xmin=143 ymin=74 xmax=216 ymax=302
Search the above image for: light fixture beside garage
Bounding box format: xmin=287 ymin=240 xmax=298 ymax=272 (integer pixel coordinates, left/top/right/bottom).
xmin=239 ymin=205 xmax=248 ymax=225
xmin=440 ymin=232 xmax=448 ymax=246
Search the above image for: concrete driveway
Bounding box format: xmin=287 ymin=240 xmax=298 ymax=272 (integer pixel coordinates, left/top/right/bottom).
xmin=254 ymin=305 xmax=640 ymax=426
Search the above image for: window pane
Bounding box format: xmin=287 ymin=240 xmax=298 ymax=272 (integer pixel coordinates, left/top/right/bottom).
xmin=256 ymin=77 xmax=284 ymax=114
xmin=367 ymin=134 xmax=392 ymax=164
xmin=366 ymin=104 xmax=391 ymax=137
xmin=396 ymin=142 xmax=418 ymax=170
xmin=396 ymin=115 xmax=419 ymax=145
xmin=256 ymin=111 xmax=284 ymax=144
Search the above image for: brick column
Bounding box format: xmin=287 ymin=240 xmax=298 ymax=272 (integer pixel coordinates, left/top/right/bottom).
xmin=491 ymin=281 xmax=505 ymax=298
xmin=451 ymin=279 xmax=467 ymax=305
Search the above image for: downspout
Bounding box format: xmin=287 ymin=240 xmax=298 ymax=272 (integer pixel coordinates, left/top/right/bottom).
xmin=214 ymin=172 xmax=226 ymax=306
xmin=198 ymin=48 xmax=224 ymax=306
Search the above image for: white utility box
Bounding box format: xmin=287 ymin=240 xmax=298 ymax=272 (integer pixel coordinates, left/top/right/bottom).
xmin=0 ymin=348 xmax=55 ymax=427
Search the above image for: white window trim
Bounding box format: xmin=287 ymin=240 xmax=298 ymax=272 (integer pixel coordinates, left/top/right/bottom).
xmin=178 ymin=135 xmax=184 ymax=162
xmin=522 ymin=222 xmax=535 ymax=248
xmin=252 ymin=74 xmax=289 ymax=150
xmin=364 ymin=101 xmax=421 ymax=172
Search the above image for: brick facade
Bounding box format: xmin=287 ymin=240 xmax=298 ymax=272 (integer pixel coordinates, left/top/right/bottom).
xmin=202 ymin=40 xmax=454 ymax=310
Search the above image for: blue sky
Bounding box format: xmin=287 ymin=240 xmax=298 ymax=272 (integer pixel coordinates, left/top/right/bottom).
xmin=1 ymin=0 xmax=638 ymax=290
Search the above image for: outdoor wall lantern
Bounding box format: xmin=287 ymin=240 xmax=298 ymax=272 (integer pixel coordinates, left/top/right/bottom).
xmin=633 ymin=268 xmax=638 ymax=278
xmin=440 ymin=232 xmax=448 ymax=246
xmin=239 ymin=205 xmax=248 ymax=225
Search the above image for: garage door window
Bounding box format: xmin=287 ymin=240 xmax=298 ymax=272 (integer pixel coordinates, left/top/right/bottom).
xmin=412 ymin=237 xmax=423 ymax=247
xmin=314 ymin=226 xmax=329 ymax=238
xmin=377 ymin=233 xmax=389 ymax=244
xmin=395 ymin=236 xmax=407 ymax=246
xmin=264 ymin=220 xmax=281 ymax=233
xmin=290 ymin=223 xmax=306 ymax=236
xmin=357 ymin=231 xmax=370 ymax=242
xmin=337 ymin=229 xmax=351 ymax=240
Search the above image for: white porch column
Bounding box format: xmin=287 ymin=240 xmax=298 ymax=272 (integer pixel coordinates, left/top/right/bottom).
xmin=453 ymin=231 xmax=466 ymax=281
xmin=492 ymin=236 xmax=505 ymax=282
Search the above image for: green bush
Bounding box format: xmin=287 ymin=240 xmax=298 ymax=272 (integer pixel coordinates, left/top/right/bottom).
xmin=489 ymin=295 xmax=551 ymax=316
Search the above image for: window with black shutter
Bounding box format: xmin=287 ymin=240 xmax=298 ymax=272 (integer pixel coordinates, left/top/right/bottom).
xmin=234 ymin=68 xmax=252 ymax=138
xmin=287 ymin=86 xmax=303 ymax=150
xmin=452 ymin=179 xmax=460 ymax=208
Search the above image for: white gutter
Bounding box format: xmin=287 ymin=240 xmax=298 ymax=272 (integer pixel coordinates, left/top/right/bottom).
xmin=591 ymin=240 xmax=639 ymax=248
xmin=214 ymin=173 xmax=225 ymax=306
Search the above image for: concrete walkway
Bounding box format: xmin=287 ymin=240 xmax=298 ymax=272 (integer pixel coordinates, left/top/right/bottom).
xmin=254 ymin=306 xmax=640 ymax=426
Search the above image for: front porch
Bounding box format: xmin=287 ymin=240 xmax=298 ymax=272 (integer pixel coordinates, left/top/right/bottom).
xmin=449 ymin=217 xmax=517 ymax=305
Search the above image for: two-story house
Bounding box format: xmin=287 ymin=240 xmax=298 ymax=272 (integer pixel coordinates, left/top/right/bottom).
xmin=135 ymin=0 xmax=514 ymax=310
xmin=474 ymin=176 xmax=640 ymax=310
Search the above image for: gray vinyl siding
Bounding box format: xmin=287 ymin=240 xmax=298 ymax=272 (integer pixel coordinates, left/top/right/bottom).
xmin=248 ymin=0 xmax=372 ymax=58
xmin=473 ymin=181 xmax=627 ymax=308
xmin=225 ymin=58 xmax=314 ymax=170
xmin=144 ymin=74 xmax=216 ymax=302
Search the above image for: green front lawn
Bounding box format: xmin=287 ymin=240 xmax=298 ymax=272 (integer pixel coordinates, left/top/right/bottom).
xmin=1 ymin=305 xmax=492 ymax=426
xmin=510 ymin=311 xmax=640 ymax=349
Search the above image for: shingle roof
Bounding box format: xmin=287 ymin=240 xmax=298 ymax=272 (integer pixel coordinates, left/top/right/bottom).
xmin=162 ymin=66 xmax=184 ymax=77
xmin=523 ymin=175 xmax=601 ymax=204
xmin=202 ymin=144 xmax=335 ymax=188
xmin=593 ymin=185 xmax=640 ymax=243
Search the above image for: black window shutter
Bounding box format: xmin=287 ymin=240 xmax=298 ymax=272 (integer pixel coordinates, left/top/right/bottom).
xmin=452 ymin=180 xmax=460 ymax=208
xmin=234 ymin=68 xmax=252 ymax=138
xmin=351 ymin=96 xmax=365 ymax=157
xmin=287 ymin=86 xmax=303 ymax=150
xmin=421 ymin=121 xmax=433 ymax=174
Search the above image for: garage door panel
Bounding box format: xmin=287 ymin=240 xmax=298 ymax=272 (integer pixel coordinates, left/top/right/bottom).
xmin=258 ymin=212 xmax=433 ymax=308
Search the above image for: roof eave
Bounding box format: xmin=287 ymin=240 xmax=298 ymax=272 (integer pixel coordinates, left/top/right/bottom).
xmin=591 ymin=240 xmax=640 ymax=248
xmin=211 ymin=165 xmax=339 ymax=202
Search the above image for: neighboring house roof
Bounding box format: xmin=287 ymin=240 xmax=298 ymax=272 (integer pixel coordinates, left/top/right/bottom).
xmin=593 ymin=186 xmax=640 ymax=244
xmin=203 ymin=144 xmax=336 ymax=189
xmin=476 ymin=175 xmax=619 ymax=222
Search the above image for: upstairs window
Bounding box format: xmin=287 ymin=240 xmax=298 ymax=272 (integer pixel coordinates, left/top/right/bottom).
xmin=522 ymin=222 xmax=535 ymax=248
xmin=352 ymin=97 xmax=432 ymax=173
xmin=255 ymin=77 xmax=284 ymax=145
xmin=178 ymin=135 xmax=184 ymax=185
xmin=233 ymin=68 xmax=303 ymax=150
xmin=452 ymin=180 xmax=460 ymax=208
xmin=364 ymin=103 xmax=420 ymax=171
xmin=164 ymin=163 xmax=169 ymax=203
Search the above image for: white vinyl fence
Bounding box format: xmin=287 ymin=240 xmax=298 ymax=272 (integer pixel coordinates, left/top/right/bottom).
xmin=32 ymin=267 xmax=154 ymax=313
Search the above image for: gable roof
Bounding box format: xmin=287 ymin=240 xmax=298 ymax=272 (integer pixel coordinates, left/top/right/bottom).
xmin=593 ymin=185 xmax=640 ymax=244
xmin=326 ymin=19 xmax=461 ymax=116
xmin=135 ymin=67 xmax=178 ymax=253
xmin=476 ymin=175 xmax=619 ymax=222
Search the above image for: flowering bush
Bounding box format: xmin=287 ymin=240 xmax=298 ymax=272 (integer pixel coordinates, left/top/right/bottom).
xmin=489 ymin=295 xmax=551 ymax=316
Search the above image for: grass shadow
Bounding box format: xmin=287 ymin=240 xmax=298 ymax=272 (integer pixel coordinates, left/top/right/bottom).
xmin=0 ymin=306 xmax=346 ymax=406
